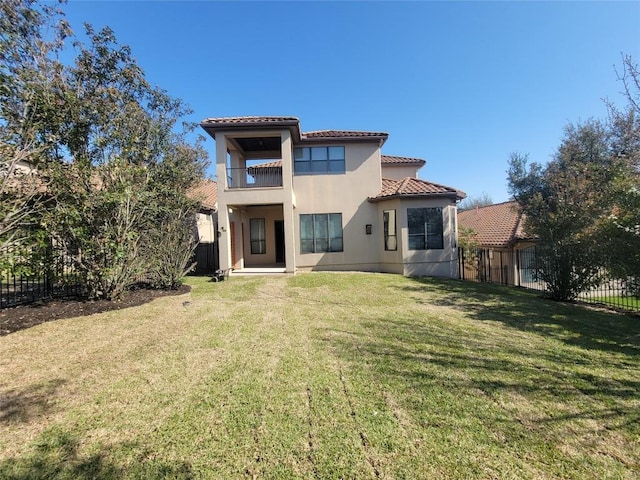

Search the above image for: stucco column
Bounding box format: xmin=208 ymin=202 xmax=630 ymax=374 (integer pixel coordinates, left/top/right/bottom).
xmin=214 ymin=133 xmax=232 ymax=271
xmin=281 ymin=130 xmax=296 ymax=273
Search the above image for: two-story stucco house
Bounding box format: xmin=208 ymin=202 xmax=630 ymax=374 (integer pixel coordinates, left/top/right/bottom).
xmin=200 ymin=116 xmax=465 ymax=277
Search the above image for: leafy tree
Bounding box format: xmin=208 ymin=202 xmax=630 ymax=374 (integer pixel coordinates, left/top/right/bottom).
xmin=143 ymin=140 xmax=208 ymax=290
xmin=45 ymin=23 xmax=207 ymax=299
xmin=2 ymin=0 xmax=208 ymax=300
xmin=458 ymin=192 xmax=493 ymax=211
xmin=599 ymin=55 xmax=640 ymax=293
xmin=0 ymin=0 xmax=69 ymax=250
xmin=507 ymin=120 xmax=621 ymax=301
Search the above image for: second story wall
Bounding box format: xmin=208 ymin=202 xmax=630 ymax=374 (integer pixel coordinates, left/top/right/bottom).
xmin=293 ymin=142 xmax=383 ymax=269
xmin=381 ymin=164 xmax=421 ymax=180
xmin=292 ymin=142 xmax=382 ymax=211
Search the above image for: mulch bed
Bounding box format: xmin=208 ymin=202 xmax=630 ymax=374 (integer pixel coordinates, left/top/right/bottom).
xmin=0 ymin=285 xmax=190 ymax=337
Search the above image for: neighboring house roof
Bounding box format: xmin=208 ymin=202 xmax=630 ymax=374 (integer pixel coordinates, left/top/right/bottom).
xmin=370 ymin=177 xmax=466 ymax=202
xmin=200 ymin=116 xmax=389 ymax=146
xmin=457 ymin=200 xmax=531 ymax=247
xmin=188 ymin=179 xmax=218 ymax=210
xmin=247 ymin=160 xmax=283 ymax=169
xmin=381 ymin=155 xmax=426 ymax=167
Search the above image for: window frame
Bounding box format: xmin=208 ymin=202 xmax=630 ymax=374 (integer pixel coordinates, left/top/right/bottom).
xmin=300 ymin=213 xmax=343 ymax=253
xmin=383 ymin=209 xmax=397 ymax=251
xmin=249 ymin=218 xmax=266 ymax=255
xmin=407 ymin=207 xmax=444 ymax=250
xmin=294 ymin=146 xmax=345 ymax=175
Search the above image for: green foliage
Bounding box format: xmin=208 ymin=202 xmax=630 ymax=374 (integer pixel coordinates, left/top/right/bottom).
xmin=1 ymin=0 xmax=208 ymax=300
xmin=457 ymin=192 xmax=493 ymax=211
xmin=508 ymin=120 xmax=621 ymax=300
xmin=457 ymin=226 xmax=480 ymax=268
xmin=0 ymin=0 xmax=68 ymax=250
xmin=599 ymin=55 xmax=640 ymax=286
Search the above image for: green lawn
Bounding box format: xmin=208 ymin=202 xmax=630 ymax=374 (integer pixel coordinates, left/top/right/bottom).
xmin=1 ymin=273 xmax=638 ymax=479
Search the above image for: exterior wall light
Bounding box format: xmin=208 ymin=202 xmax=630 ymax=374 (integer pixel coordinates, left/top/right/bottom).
xmin=365 ymin=224 xmax=372 ymax=235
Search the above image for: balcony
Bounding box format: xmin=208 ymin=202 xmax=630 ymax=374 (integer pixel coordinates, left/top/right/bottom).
xmin=226 ymin=166 xmax=283 ymax=189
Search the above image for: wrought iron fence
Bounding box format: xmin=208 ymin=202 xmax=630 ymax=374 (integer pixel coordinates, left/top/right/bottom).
xmin=458 ymin=246 xmax=639 ymax=314
xmin=0 ymin=244 xmax=83 ymax=309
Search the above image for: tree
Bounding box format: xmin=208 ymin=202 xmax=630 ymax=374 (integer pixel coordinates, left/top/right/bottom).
xmin=143 ymin=140 xmax=208 ymax=290
xmin=599 ymin=54 xmax=640 ymax=293
xmin=457 ymin=192 xmax=493 ymax=211
xmin=2 ymin=0 xmax=208 ymax=300
xmin=0 ymin=0 xmax=69 ymax=250
xmin=507 ymin=120 xmax=620 ymax=301
xmin=45 ymin=23 xmax=207 ymax=299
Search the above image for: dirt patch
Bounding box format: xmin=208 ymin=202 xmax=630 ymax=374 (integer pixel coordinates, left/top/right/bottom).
xmin=0 ymin=285 xmax=190 ymax=337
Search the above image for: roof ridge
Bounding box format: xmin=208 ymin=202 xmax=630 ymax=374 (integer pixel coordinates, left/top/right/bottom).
xmin=471 ymin=199 xmax=519 ymax=211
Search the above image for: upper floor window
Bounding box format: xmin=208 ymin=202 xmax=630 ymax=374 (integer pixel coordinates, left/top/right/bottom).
xmin=408 ymin=207 xmax=444 ymax=250
xmin=294 ymin=146 xmax=345 ymax=175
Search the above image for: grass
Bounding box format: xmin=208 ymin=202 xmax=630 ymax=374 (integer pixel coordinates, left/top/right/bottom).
xmin=0 ymin=273 xmax=638 ymax=479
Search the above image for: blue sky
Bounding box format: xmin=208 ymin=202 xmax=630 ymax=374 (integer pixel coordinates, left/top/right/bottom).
xmin=62 ymin=1 xmax=640 ymax=202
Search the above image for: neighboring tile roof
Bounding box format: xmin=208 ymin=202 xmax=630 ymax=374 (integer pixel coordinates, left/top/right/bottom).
xmin=370 ymin=177 xmax=466 ymax=201
xmin=457 ymin=200 xmax=531 ymax=247
xmin=247 ymin=160 xmax=283 ymax=169
xmin=381 ymin=155 xmax=426 ymax=166
xmin=188 ymin=179 xmax=218 ymax=210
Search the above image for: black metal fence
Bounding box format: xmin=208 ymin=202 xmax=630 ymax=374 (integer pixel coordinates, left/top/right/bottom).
xmin=0 ymin=245 xmax=83 ymax=309
xmin=192 ymin=242 xmax=218 ymax=275
xmin=458 ymin=246 xmax=640 ymax=314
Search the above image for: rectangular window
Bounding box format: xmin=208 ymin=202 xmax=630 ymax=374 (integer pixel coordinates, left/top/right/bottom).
xmin=383 ymin=210 xmax=397 ymax=251
xmin=408 ymin=208 xmax=444 ymax=250
xmin=294 ymin=146 xmax=345 ymax=174
xmin=300 ymin=213 xmax=343 ymax=253
xmin=250 ymin=218 xmax=266 ymax=254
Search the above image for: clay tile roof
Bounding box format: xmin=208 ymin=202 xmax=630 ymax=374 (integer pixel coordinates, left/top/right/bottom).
xmin=249 ymin=155 xmax=420 ymax=169
xmin=248 ymin=160 xmax=282 ymax=169
xmin=457 ymin=200 xmax=531 ymax=247
xmin=371 ymin=177 xmax=466 ymax=201
xmin=201 ymin=116 xmax=299 ymax=125
xmin=381 ymin=155 xmax=426 ymax=166
xmin=302 ymin=130 xmax=389 ymax=140
xmin=188 ymin=179 xmax=218 ymax=210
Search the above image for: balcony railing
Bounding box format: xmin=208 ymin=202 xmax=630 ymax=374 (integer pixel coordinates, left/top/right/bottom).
xmin=227 ymin=166 xmax=283 ymax=189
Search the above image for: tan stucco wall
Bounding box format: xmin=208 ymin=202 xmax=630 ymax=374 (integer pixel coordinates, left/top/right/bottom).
xmin=195 ymin=212 xmax=216 ymax=243
xmin=213 ymin=127 xmax=460 ymax=278
xmin=375 ymin=199 xmax=405 ymax=274
xmin=239 ymin=205 xmax=285 ymax=267
xmin=293 ymin=143 xmax=383 ymax=271
xmin=381 ymin=165 xmax=420 ymax=180
xmin=214 ymin=129 xmax=296 ymax=273
xmin=399 ymin=199 xmax=459 ymax=278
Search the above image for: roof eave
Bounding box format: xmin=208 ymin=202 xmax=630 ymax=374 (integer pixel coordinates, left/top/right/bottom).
xmin=200 ymin=119 xmax=303 ymax=141
xmin=368 ymin=192 xmax=462 ymax=203
xmin=299 ymin=135 xmax=388 ymax=147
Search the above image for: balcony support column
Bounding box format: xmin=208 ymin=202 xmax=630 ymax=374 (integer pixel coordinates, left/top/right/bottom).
xmin=281 ymin=130 xmax=296 ymax=273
